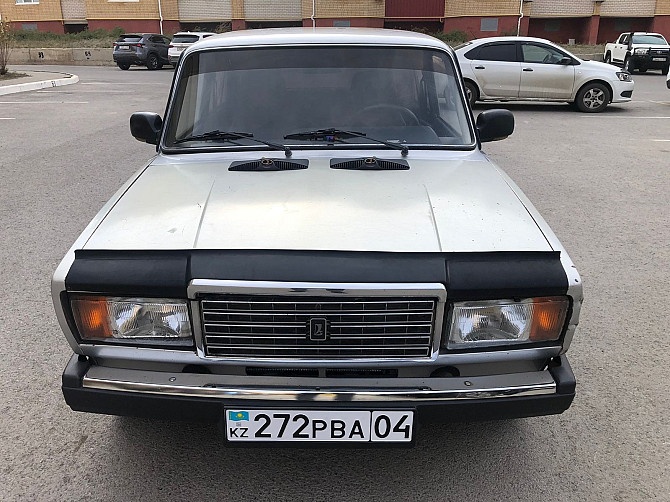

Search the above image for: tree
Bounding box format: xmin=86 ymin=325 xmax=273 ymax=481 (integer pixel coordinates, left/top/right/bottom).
xmin=0 ymin=16 xmax=12 ymax=76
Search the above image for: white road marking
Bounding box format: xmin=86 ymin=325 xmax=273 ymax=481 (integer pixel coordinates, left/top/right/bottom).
xmin=652 ymin=139 xmax=670 ymax=142
xmin=0 ymin=117 xmax=16 ymax=120
xmin=80 ymin=82 xmax=169 ymax=85
xmin=581 ymin=116 xmax=670 ymax=119
xmin=0 ymin=101 xmax=89 ymax=104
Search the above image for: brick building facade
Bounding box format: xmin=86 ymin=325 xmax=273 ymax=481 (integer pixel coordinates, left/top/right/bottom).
xmin=0 ymin=0 xmax=668 ymax=44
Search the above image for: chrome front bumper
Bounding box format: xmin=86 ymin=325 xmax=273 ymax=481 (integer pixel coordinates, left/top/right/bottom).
xmin=63 ymin=354 xmax=576 ymax=423
xmin=82 ymin=365 xmax=557 ymax=401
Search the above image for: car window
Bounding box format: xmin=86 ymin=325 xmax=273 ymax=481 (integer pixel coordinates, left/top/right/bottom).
xmin=117 ymin=35 xmax=142 ymax=43
xmin=165 ymin=47 xmax=474 ymax=149
xmin=620 ymin=34 xmax=629 ymax=44
xmin=522 ymin=44 xmax=566 ymax=64
xmin=631 ymin=34 xmax=668 ymax=45
xmin=151 ymin=36 xmax=165 ymax=44
xmin=473 ymin=43 xmax=517 ymax=62
xmin=173 ymin=35 xmax=199 ymax=44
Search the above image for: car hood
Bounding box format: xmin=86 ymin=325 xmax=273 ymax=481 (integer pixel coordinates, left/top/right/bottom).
xmin=83 ymin=153 xmax=552 ymax=253
xmin=579 ymin=59 xmax=621 ymax=72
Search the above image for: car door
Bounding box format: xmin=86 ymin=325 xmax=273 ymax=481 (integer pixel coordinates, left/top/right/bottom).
xmin=151 ymin=36 xmax=168 ymax=61
xmin=613 ymin=34 xmax=630 ymax=63
xmin=468 ymin=42 xmax=521 ymax=98
xmin=519 ymin=43 xmax=575 ymax=99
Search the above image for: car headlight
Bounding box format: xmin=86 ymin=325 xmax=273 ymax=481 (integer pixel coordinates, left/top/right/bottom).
xmin=634 ymin=48 xmax=649 ymax=55
xmin=446 ymin=297 xmax=569 ymax=349
xmin=70 ymin=295 xmax=192 ymax=346
xmin=616 ymin=72 xmax=632 ymax=81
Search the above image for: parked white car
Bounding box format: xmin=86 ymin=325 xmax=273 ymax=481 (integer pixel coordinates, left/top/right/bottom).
xmin=604 ymin=32 xmax=669 ymax=74
xmin=168 ymin=31 xmax=216 ymax=65
xmin=456 ymin=36 xmax=634 ymax=113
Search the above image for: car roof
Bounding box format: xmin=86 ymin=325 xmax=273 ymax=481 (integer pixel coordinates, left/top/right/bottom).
xmin=192 ymin=27 xmax=449 ymax=51
xmin=630 ymin=32 xmax=665 ymax=36
xmin=173 ymin=31 xmax=216 ymax=36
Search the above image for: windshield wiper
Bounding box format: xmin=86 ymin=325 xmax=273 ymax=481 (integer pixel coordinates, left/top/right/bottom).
xmin=174 ymin=130 xmax=292 ymax=157
xmin=284 ymin=128 xmax=409 ymax=156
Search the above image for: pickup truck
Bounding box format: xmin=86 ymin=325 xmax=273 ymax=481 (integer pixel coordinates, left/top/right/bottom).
xmin=604 ymin=32 xmax=670 ymax=74
xmin=54 ymin=28 xmax=582 ymax=444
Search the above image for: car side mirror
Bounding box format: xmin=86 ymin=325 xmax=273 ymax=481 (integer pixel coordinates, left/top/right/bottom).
xmin=476 ymin=109 xmax=514 ymax=143
xmin=130 ymin=112 xmax=162 ymax=145
xmin=558 ymin=56 xmax=573 ymax=65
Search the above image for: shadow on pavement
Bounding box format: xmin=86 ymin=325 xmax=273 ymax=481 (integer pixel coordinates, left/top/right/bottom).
xmin=106 ymin=416 xmax=550 ymax=500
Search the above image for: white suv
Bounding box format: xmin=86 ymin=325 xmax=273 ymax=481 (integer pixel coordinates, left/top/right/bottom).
xmin=456 ymin=36 xmax=634 ymax=113
xmin=168 ymin=31 xmax=216 ymax=65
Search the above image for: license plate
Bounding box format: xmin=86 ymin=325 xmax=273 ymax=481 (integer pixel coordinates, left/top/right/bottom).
xmin=653 ymin=57 xmax=666 ymax=61
xmin=226 ymin=409 xmax=414 ymax=442
xmin=120 ymin=46 xmax=130 ymax=51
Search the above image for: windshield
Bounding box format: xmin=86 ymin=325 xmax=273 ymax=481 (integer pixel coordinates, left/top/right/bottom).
xmin=164 ymin=46 xmax=474 ymax=150
xmin=117 ymin=35 xmax=142 ymax=43
xmin=172 ymin=35 xmax=200 ymax=44
xmin=632 ymin=34 xmax=667 ymax=45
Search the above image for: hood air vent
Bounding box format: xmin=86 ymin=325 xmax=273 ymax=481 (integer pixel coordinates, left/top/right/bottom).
xmin=330 ymin=157 xmax=409 ymax=170
xmin=229 ymin=158 xmax=308 ymax=171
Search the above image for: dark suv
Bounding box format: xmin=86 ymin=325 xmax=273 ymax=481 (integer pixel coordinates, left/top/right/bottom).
xmin=113 ymin=33 xmax=171 ymax=70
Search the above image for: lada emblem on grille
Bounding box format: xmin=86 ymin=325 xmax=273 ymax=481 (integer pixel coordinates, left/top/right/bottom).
xmin=308 ymin=318 xmax=328 ymax=341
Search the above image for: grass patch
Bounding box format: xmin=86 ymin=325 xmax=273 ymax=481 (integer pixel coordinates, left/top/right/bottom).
xmin=0 ymin=71 xmax=28 ymax=80
xmin=12 ymin=27 xmax=127 ymax=48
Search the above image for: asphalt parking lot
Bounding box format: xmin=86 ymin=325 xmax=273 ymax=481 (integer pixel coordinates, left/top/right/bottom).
xmin=0 ymin=64 xmax=668 ymax=501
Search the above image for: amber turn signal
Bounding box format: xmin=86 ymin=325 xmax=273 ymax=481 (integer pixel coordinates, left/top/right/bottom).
xmin=530 ymin=298 xmax=569 ymax=341
xmin=71 ymin=296 xmax=113 ymax=339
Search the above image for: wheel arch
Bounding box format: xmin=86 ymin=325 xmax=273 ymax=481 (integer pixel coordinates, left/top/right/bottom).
xmin=463 ymin=77 xmax=481 ymax=99
xmin=574 ymin=79 xmax=613 ymax=104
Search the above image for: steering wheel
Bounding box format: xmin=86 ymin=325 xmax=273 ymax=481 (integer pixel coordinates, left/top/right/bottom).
xmin=351 ymin=104 xmax=420 ymax=126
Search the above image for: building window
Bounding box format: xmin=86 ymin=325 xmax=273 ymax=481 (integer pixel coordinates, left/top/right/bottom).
xmin=16 ymin=0 xmax=39 ymax=4
xmin=21 ymin=23 xmax=38 ymax=30
xmin=333 ymin=20 xmax=351 ymax=27
xmin=545 ymin=20 xmax=561 ymax=32
xmin=480 ymin=18 xmax=499 ymax=32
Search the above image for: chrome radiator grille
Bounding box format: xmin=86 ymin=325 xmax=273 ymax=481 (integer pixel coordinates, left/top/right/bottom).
xmin=199 ymin=295 xmax=438 ymax=359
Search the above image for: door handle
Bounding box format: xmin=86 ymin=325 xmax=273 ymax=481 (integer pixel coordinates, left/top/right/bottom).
xmin=475 ymin=66 xmax=485 ymax=70
xmin=522 ymin=68 xmax=534 ymax=72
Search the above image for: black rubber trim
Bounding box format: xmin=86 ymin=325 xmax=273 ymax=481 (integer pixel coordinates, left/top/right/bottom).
xmin=229 ymin=159 xmax=308 ymax=171
xmin=65 ymin=250 xmax=568 ymax=301
xmin=61 ymin=354 xmax=575 ymax=425
xmin=330 ymin=158 xmax=410 ymax=170
xmin=548 ymin=354 xmax=576 ymax=395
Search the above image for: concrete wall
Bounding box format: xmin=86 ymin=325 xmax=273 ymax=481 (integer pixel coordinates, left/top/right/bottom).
xmin=303 ymin=0 xmax=385 ymax=19
xmin=245 ymin=0 xmax=301 ymax=21
xmin=61 ymin=0 xmax=87 ymax=22
xmin=9 ymin=47 xmax=115 ymax=65
xmin=530 ymin=0 xmax=593 ymax=18
xmin=178 ymin=0 xmax=232 ymax=22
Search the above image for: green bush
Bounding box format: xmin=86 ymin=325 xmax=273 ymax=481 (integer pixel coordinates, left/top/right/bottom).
xmin=12 ymin=26 xmax=127 ymax=47
xmin=407 ymin=27 xmax=470 ymax=46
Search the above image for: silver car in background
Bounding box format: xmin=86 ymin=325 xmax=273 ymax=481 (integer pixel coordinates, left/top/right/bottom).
xmin=457 ymin=36 xmax=634 ymax=112
xmin=168 ymin=31 xmax=216 ymax=65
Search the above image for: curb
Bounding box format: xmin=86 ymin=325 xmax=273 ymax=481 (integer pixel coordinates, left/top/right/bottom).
xmin=0 ymin=71 xmax=79 ymax=96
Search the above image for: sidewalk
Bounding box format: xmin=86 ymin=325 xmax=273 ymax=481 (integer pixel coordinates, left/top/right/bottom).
xmin=0 ymin=69 xmax=79 ymax=96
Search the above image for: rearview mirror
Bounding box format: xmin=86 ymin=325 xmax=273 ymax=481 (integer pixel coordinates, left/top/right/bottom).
xmin=476 ymin=110 xmax=514 ymax=143
xmin=130 ymin=112 xmax=162 ymax=145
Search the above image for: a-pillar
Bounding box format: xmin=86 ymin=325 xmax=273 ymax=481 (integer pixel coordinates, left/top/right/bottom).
xmin=231 ymin=0 xmax=246 ymax=30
